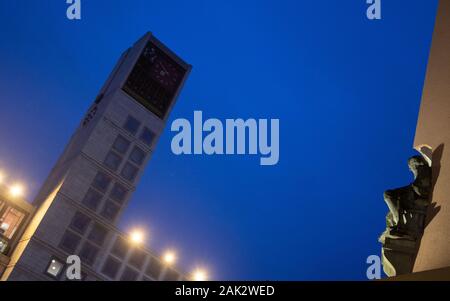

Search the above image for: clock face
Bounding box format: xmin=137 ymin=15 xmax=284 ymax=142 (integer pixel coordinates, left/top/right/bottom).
xmin=143 ymin=45 xmax=183 ymax=93
xmin=123 ymin=42 xmax=186 ymax=119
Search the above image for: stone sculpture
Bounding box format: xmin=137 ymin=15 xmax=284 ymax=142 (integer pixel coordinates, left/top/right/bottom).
xmin=379 ymin=154 xmax=432 ymax=277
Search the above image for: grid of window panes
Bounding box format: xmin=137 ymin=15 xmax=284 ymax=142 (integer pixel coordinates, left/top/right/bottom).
xmin=80 ymin=171 xmax=129 ymax=223
xmin=101 ymin=234 xmax=181 ymax=281
xmin=103 ymin=135 xmax=130 ymax=172
xmin=117 ymin=116 xmax=151 ymax=183
xmin=57 ymin=115 xmax=157 ymax=273
xmin=59 ymin=210 xmax=109 ymax=266
xmin=0 ymin=200 xmax=27 ymax=255
xmin=59 ymin=169 xmax=131 ymax=265
xmin=103 ymin=116 xmax=153 ymax=184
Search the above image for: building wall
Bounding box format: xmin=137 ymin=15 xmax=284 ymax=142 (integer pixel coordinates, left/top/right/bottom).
xmin=413 ymin=0 xmax=450 ymax=272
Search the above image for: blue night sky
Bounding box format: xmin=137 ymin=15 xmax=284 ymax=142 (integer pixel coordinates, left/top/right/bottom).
xmin=0 ymin=1 xmax=439 ymax=280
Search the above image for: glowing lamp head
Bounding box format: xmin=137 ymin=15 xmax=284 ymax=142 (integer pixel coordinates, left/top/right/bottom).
xmin=162 ymin=250 xmax=177 ymax=265
xmin=192 ymin=268 xmax=208 ymax=281
xmin=9 ymin=183 xmax=24 ymax=198
xmin=129 ymin=229 xmax=145 ymax=244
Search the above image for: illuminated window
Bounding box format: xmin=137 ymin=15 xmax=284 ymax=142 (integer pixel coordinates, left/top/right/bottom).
xmin=104 ymin=151 xmax=122 ymax=171
xmin=129 ymin=146 xmax=146 ymax=166
xmin=82 ymin=188 xmax=103 ymax=211
xmin=128 ymin=248 xmax=147 ymax=268
xmin=102 ymin=256 xmax=121 ymax=279
xmin=87 ymin=223 xmax=108 ymax=246
xmin=139 ymin=127 xmax=155 ymax=146
xmin=79 ymin=241 xmax=99 ymax=265
xmin=45 ymin=258 xmax=64 ymax=279
xmin=0 ymin=207 xmax=25 ymax=239
xmin=112 ymin=135 xmax=131 ymax=154
xmin=111 ymin=236 xmax=128 ymax=259
xmin=123 ymin=116 xmax=141 ymax=136
xmin=109 ymin=183 xmax=128 ymax=204
xmin=59 ymin=231 xmax=81 ymax=254
xmin=100 ymin=200 xmax=120 ymax=222
xmin=69 ymin=211 xmax=91 ymax=235
xmin=145 ymin=257 xmax=162 ymax=279
xmin=0 ymin=237 xmax=8 ymax=254
xmin=120 ymin=267 xmax=139 ymax=281
xmin=121 ymin=163 xmax=138 ymax=182
xmin=92 ymin=172 xmax=112 ymax=192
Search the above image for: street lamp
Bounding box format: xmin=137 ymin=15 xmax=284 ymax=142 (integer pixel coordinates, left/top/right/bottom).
xmin=162 ymin=250 xmax=177 ymax=265
xmin=192 ymin=268 xmax=208 ymax=281
xmin=9 ymin=183 xmax=24 ymax=198
xmin=129 ymin=228 xmax=145 ymax=245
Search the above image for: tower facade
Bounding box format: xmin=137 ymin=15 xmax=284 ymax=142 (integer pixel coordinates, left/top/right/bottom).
xmin=1 ymin=33 xmax=191 ymax=281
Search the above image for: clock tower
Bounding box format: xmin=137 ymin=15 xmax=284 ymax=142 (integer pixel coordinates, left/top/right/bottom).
xmin=1 ymin=33 xmax=191 ymax=281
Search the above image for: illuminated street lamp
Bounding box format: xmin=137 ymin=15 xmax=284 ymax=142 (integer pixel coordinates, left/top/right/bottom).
xmin=9 ymin=183 xmax=24 ymax=198
xmin=192 ymin=268 xmax=208 ymax=281
xmin=129 ymin=228 xmax=145 ymax=245
xmin=162 ymin=250 xmax=177 ymax=265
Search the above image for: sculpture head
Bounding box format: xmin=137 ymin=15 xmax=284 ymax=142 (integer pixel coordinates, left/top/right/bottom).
xmin=408 ymin=156 xmax=427 ymax=178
